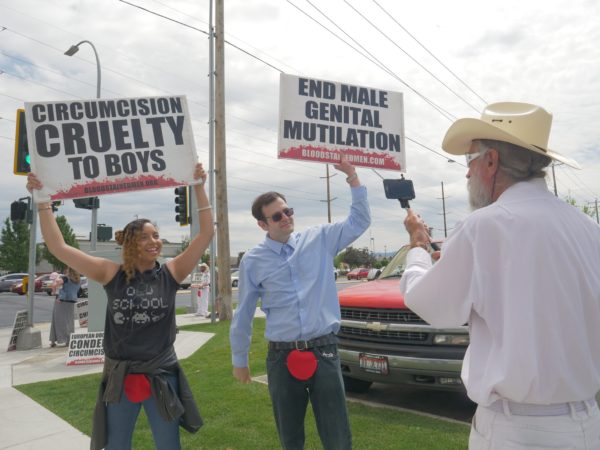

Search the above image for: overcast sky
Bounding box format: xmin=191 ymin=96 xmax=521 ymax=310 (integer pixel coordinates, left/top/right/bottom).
xmin=1 ymin=0 xmax=599 ymax=259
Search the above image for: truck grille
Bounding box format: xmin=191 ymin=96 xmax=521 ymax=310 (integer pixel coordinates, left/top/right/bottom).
xmin=340 ymin=326 xmax=428 ymax=342
xmin=341 ymin=307 xmax=427 ymax=324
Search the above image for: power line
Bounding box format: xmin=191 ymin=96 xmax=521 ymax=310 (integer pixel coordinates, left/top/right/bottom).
xmin=343 ymin=0 xmax=481 ymax=113
xmin=118 ymin=0 xmax=284 ymax=73
xmin=372 ymin=0 xmax=487 ymax=105
xmin=290 ymin=0 xmax=456 ymax=121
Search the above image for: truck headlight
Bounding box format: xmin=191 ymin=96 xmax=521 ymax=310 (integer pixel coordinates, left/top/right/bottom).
xmin=433 ymin=334 xmax=469 ymax=346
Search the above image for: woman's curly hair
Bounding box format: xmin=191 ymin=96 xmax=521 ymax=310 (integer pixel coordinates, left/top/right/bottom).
xmin=115 ymin=218 xmax=152 ymax=283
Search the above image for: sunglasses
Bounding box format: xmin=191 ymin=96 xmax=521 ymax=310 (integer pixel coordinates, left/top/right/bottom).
xmin=265 ymin=207 xmax=294 ymax=223
xmin=465 ymin=151 xmax=483 ymax=165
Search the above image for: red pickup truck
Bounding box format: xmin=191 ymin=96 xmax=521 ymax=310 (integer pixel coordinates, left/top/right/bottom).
xmin=337 ymin=245 xmax=469 ymax=393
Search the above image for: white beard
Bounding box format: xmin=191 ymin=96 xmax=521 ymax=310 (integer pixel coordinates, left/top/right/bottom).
xmin=468 ymin=171 xmax=493 ymax=211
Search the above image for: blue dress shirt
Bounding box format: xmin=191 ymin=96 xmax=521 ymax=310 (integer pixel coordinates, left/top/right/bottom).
xmin=230 ymin=185 xmax=370 ymax=367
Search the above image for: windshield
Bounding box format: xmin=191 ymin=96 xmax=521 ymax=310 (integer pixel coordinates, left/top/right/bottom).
xmin=379 ymin=245 xmax=410 ymax=279
xmin=379 ymin=244 xmax=439 ymax=279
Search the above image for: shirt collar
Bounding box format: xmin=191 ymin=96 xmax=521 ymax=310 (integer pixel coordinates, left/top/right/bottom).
xmin=497 ymin=178 xmax=549 ymax=204
xmin=264 ymin=233 xmax=297 ymax=254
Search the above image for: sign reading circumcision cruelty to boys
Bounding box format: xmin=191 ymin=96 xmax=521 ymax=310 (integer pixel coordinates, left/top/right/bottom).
xmin=278 ymin=74 xmax=405 ymax=171
xmin=25 ymin=95 xmax=199 ymax=203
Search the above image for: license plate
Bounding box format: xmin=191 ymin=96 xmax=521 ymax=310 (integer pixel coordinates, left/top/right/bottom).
xmin=359 ymin=353 xmax=389 ymax=375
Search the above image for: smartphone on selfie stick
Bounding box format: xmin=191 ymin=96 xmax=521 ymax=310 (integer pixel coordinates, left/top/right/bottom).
xmin=383 ymin=177 xmax=440 ymax=251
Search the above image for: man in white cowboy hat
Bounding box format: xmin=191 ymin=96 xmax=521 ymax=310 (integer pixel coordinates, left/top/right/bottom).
xmin=400 ymin=102 xmax=600 ymax=448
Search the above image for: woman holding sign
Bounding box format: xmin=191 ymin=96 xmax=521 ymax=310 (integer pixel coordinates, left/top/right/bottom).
xmin=49 ymin=267 xmax=81 ymax=347
xmin=27 ymin=163 xmax=213 ymax=450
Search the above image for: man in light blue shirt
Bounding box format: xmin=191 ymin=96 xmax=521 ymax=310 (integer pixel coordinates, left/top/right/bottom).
xmin=230 ymin=156 xmax=370 ymax=450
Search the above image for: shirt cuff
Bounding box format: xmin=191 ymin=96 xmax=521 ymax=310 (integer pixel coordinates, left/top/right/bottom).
xmin=232 ymin=353 xmax=249 ymax=368
xmin=406 ymin=246 xmax=433 ymax=268
xmin=350 ymin=184 xmax=367 ymax=199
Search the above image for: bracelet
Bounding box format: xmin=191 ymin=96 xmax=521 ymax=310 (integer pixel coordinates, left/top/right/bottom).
xmin=38 ymin=206 xmax=52 ymax=212
xmin=197 ymin=205 xmax=212 ymax=212
xmin=345 ymin=172 xmax=358 ymax=183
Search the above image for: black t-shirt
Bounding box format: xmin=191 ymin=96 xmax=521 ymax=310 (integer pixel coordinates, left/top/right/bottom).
xmin=103 ymin=262 xmax=179 ymax=361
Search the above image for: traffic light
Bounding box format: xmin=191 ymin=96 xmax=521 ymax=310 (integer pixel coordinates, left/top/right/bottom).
xmin=73 ymin=197 xmax=100 ymax=210
xmin=10 ymin=201 xmax=28 ymax=222
xmin=13 ymin=109 xmax=30 ymax=175
xmin=97 ymin=224 xmax=113 ymax=241
xmin=174 ymin=186 xmax=190 ymax=226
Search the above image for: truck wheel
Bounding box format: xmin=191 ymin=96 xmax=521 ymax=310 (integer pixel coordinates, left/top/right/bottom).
xmin=342 ymin=376 xmax=372 ymax=393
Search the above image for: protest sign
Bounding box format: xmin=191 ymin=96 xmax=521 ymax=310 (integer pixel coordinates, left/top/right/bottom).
xmin=66 ymin=331 xmax=105 ymax=366
xmin=76 ymin=299 xmax=88 ymax=328
xmin=24 ymin=95 xmax=199 ymax=203
xmin=7 ymin=310 xmax=28 ymax=352
xmin=278 ymin=74 xmax=405 ymax=171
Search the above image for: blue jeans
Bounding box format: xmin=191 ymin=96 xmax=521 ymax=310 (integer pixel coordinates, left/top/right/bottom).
xmin=106 ymin=373 xmax=181 ymax=450
xmin=266 ymin=343 xmax=352 ymax=450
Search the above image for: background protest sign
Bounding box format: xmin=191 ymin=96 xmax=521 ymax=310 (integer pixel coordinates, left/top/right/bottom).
xmin=66 ymin=331 xmax=104 ymax=366
xmin=25 ymin=95 xmax=199 ymax=203
xmin=7 ymin=310 xmax=28 ymax=352
xmin=278 ymin=74 xmax=405 ymax=171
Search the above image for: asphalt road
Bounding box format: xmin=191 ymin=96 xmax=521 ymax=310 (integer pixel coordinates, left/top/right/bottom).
xmin=0 ymin=279 xmax=359 ymax=328
xmin=346 ymin=383 xmax=476 ymax=423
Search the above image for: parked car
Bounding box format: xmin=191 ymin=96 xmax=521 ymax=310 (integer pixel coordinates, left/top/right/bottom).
xmin=179 ymin=273 xmax=192 ymax=290
xmin=337 ymin=244 xmax=468 ymax=393
xmin=366 ymin=267 xmax=385 ymax=281
xmin=0 ymin=273 xmax=28 ymax=293
xmin=11 ymin=274 xmax=52 ymax=295
xmin=78 ymin=277 xmax=88 ymax=298
xmin=346 ymin=268 xmax=369 ymax=280
xmin=231 ymin=269 xmax=239 ymax=287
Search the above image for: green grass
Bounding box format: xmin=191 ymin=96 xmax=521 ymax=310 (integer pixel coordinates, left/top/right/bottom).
xmin=17 ymin=319 xmax=468 ymax=449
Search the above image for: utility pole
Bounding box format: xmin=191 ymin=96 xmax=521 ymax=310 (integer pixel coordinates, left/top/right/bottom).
xmin=214 ymin=0 xmax=232 ymax=320
xmin=207 ymin=0 xmax=217 ymax=322
xmin=438 ymin=181 xmax=448 ymax=238
xmin=596 ymin=199 xmax=599 ymax=224
xmin=319 ymin=164 xmax=337 ymax=223
xmin=17 ymin=197 xmax=42 ymax=349
xmin=551 ymin=162 xmax=558 ymax=197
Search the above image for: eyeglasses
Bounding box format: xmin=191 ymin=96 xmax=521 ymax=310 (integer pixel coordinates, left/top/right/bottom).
xmin=465 ymin=151 xmax=483 ymax=165
xmin=265 ymin=207 xmax=294 ymax=222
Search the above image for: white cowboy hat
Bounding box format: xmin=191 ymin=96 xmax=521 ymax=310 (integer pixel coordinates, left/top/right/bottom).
xmin=442 ymin=102 xmax=580 ymax=169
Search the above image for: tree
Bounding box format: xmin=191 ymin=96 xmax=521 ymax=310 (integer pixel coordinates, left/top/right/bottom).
xmin=564 ymin=196 xmax=596 ymax=220
xmin=339 ymin=246 xmax=375 ymax=267
xmin=41 ymin=215 xmax=79 ymax=271
xmin=237 ymin=251 xmax=245 ymax=267
xmin=0 ymin=218 xmax=32 ymax=272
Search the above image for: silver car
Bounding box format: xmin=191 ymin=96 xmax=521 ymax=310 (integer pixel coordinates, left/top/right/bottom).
xmin=0 ymin=273 xmax=28 ymax=293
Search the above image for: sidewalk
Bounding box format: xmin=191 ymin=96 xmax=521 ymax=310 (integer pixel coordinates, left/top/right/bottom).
xmin=0 ymin=314 xmax=217 ymax=450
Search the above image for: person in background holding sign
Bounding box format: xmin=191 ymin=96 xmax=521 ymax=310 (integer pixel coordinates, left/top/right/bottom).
xmin=193 ymin=263 xmax=210 ymax=317
xmin=27 ymin=163 xmax=213 ymax=450
xmin=49 ymin=267 xmax=81 ymax=347
xmin=399 ymin=103 xmax=600 ymax=449
xmin=230 ymin=155 xmax=370 ymax=450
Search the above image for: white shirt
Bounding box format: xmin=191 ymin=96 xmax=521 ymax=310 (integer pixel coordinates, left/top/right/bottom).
xmin=400 ymin=178 xmax=600 ymax=406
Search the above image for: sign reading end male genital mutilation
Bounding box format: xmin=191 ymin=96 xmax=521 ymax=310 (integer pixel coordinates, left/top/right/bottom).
xmin=278 ymin=74 xmax=405 ymax=171
xmin=25 ymin=95 xmax=198 ymax=203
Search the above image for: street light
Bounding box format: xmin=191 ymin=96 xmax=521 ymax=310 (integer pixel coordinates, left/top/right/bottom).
xmin=64 ymin=40 xmax=101 ymax=250
xmin=64 ymin=40 xmax=101 ymax=98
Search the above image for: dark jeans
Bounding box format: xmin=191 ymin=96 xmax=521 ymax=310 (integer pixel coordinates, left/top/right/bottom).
xmin=266 ymin=343 xmax=352 ymax=450
xmin=106 ymin=373 xmax=181 ymax=450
